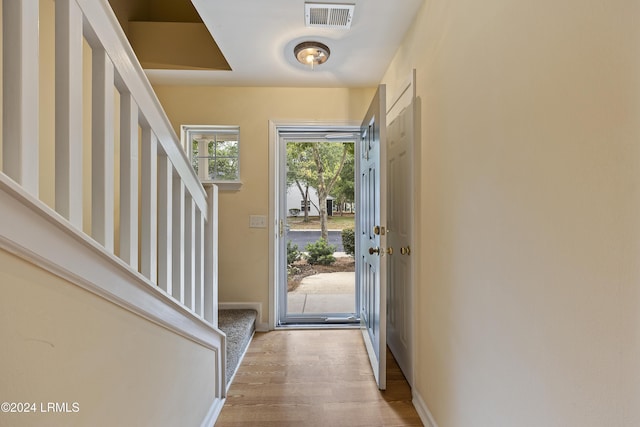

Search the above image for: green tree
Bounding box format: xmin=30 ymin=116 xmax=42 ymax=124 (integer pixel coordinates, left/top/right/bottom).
xmin=213 ymin=138 xmax=239 ymax=180
xmin=287 ymin=141 xmax=354 ymax=240
xmin=286 ymin=143 xmax=315 ymax=223
xmin=332 ymin=150 xmax=355 ymax=215
xmin=311 ymin=142 xmax=353 ymax=240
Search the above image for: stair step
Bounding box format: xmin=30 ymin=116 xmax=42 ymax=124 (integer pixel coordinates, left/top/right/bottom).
xmin=218 ymin=309 xmax=257 ymax=386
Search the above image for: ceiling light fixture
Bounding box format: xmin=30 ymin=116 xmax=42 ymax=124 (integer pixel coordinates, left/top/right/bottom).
xmin=294 ymin=41 xmax=330 ymax=69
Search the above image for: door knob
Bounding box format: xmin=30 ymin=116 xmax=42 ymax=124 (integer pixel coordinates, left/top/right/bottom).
xmin=400 ymin=246 xmax=411 ymax=256
xmin=369 ymin=247 xmax=380 ymax=255
xmin=386 ymin=247 xmax=394 ymax=255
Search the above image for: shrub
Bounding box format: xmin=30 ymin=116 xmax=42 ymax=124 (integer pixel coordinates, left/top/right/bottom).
xmin=305 ymin=238 xmax=336 ymax=265
xmin=341 ymin=228 xmax=355 ymax=256
xmin=287 ymin=265 xmax=301 ymax=277
xmin=287 ymin=240 xmax=301 ymax=266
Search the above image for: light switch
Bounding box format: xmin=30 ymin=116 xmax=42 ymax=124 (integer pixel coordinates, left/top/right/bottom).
xmin=249 ymin=215 xmax=267 ymax=228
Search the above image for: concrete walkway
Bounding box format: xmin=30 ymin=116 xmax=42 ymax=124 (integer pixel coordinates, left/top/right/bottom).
xmin=288 ymin=271 xmax=355 ymax=314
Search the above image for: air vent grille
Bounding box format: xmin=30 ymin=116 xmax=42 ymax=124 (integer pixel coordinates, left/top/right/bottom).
xmin=305 ymin=3 xmax=354 ymax=30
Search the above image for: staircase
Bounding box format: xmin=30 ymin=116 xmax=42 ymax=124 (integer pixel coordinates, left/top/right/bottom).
xmin=0 ymin=1 xmax=225 ymax=425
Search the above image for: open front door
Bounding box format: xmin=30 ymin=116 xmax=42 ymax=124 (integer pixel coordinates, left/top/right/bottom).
xmin=386 ymin=71 xmax=416 ymax=386
xmin=358 ymin=85 xmax=387 ymax=390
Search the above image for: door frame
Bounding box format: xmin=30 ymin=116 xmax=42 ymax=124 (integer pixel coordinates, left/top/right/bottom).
xmin=268 ymin=120 xmax=360 ymax=329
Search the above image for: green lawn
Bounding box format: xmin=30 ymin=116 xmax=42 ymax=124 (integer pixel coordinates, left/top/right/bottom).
xmin=287 ymin=214 xmax=355 ymax=230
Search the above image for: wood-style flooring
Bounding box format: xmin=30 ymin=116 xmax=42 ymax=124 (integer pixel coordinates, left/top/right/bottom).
xmin=216 ymin=329 xmax=423 ymax=426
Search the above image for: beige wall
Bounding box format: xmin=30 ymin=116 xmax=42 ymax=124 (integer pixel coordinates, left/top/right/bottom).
xmin=0 ymin=249 xmax=217 ymax=427
xmin=381 ymin=0 xmax=640 ymax=425
xmin=153 ymin=86 xmax=374 ymax=324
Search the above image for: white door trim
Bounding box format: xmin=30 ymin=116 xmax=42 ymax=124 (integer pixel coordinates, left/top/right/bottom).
xmin=268 ymin=120 xmax=360 ymax=329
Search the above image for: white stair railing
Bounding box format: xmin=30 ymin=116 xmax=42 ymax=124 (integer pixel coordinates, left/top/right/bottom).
xmin=1 ymin=0 xmax=220 ymax=341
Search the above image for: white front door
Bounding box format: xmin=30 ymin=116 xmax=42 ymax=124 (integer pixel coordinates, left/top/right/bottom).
xmin=386 ymin=100 xmax=414 ymax=386
xmin=358 ymin=85 xmax=387 ymax=390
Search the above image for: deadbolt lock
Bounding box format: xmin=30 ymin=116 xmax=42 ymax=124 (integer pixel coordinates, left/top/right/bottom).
xmin=373 ymin=225 xmax=386 ymax=235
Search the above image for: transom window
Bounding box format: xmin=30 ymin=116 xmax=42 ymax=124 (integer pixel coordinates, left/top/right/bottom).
xmin=181 ymin=125 xmax=242 ymax=191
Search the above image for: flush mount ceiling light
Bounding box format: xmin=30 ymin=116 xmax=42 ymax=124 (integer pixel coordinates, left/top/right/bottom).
xmin=294 ymin=41 xmax=330 ymax=69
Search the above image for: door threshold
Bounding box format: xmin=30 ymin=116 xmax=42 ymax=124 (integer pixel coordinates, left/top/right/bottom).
xmin=276 ymin=323 xmax=361 ymax=330
xmin=276 ymin=325 xmax=361 ymax=330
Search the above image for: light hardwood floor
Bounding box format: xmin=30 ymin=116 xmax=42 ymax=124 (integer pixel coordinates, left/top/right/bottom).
xmin=216 ymin=329 xmax=423 ymax=426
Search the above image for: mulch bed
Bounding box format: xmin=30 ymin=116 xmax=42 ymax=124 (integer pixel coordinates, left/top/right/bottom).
xmin=288 ymin=256 xmax=355 ymax=292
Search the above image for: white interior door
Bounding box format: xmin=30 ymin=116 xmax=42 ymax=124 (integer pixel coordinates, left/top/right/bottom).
xmin=386 ymin=91 xmax=414 ymax=386
xmin=358 ymin=85 xmax=387 ymax=390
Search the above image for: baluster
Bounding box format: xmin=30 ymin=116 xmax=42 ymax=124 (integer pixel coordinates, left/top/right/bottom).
xmin=195 ymin=210 xmax=205 ymax=317
xmin=141 ymin=127 xmax=158 ymax=282
xmin=157 ymin=154 xmax=172 ymax=293
xmin=184 ymin=196 xmax=196 ymax=310
xmin=119 ymin=92 xmax=139 ymax=268
xmin=172 ymin=176 xmax=185 ymax=302
xmin=55 ymin=0 xmax=83 ymax=227
xmin=2 ymin=0 xmax=39 ymax=196
xmin=91 ymin=48 xmax=115 ymax=252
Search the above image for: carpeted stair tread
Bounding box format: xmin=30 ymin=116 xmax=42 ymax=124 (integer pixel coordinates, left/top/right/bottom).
xmin=218 ymin=309 xmax=257 ymax=386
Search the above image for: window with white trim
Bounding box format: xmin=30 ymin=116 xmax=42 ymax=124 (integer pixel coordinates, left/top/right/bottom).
xmin=181 ymin=125 xmax=242 ymax=191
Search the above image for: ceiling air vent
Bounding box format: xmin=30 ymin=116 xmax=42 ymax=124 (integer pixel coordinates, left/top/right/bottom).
xmin=305 ymin=3 xmax=355 ymax=30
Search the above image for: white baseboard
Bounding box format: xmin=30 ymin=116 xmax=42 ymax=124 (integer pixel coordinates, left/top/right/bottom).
xmin=200 ymin=397 xmax=225 ymax=427
xmin=413 ymin=389 xmax=438 ymax=427
xmin=218 ymin=302 xmax=269 ymax=331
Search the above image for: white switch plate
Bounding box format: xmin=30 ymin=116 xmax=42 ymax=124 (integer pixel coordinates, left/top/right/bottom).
xmin=249 ymin=215 xmax=267 ymax=228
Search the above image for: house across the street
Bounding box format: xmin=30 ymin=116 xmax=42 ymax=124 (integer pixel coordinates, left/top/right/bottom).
xmin=286 ymin=184 xmax=334 ymax=217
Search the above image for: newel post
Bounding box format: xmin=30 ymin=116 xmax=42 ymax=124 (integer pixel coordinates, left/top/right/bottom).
xmin=203 ymin=183 xmax=219 ymax=326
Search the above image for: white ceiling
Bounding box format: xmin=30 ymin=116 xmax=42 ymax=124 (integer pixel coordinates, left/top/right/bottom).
xmin=145 ymin=0 xmax=424 ymax=87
